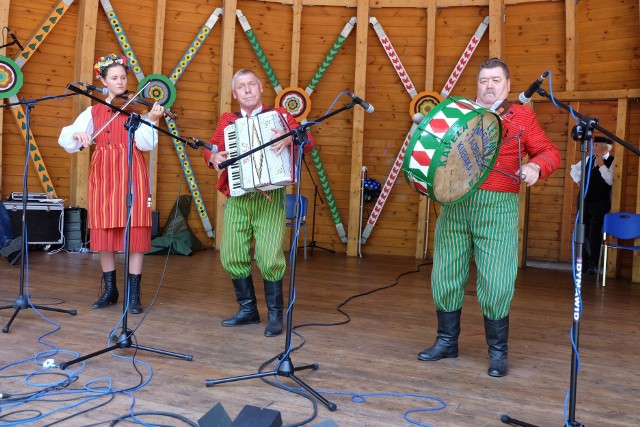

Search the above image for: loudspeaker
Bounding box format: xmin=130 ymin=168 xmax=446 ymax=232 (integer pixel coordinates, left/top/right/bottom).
xmin=198 ymin=402 xmax=232 ymax=427
xmin=63 ymin=207 xmax=87 ymax=252
xmin=231 ymin=405 xmax=282 ymax=427
xmin=152 ymin=210 xmax=160 ymax=238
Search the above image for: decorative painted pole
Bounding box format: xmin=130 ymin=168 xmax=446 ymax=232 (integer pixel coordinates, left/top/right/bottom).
xmin=236 ymin=10 xmax=282 ymax=94
xmin=440 ymin=16 xmax=489 ymax=99
xmin=239 ymin=11 xmax=356 ymax=243
xmin=360 ymin=16 xmax=489 ymax=244
xmin=5 ymin=0 xmax=75 ymax=197
xmin=301 ymin=18 xmax=356 ymax=243
xmin=99 ymin=0 xmax=221 ymax=239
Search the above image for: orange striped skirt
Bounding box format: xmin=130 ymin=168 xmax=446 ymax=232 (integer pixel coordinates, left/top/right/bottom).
xmin=90 ymin=227 xmax=151 ymax=252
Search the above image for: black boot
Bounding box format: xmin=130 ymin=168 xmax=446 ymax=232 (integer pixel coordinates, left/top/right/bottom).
xmin=418 ymin=310 xmax=461 ymax=361
xmin=92 ymin=270 xmax=118 ymax=309
xmin=485 ymin=315 xmax=509 ymax=377
xmin=263 ymin=279 xmax=284 ymax=337
xmin=128 ymin=273 xmax=144 ymax=314
xmin=221 ymin=277 xmax=260 ymax=327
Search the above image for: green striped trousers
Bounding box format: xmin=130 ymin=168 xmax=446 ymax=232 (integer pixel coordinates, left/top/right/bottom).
xmin=431 ymin=189 xmax=519 ymax=320
xmin=221 ymin=187 xmax=286 ymax=281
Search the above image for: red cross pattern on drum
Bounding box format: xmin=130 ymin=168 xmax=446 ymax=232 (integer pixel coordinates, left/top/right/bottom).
xmin=402 ymin=97 xmax=501 ymax=205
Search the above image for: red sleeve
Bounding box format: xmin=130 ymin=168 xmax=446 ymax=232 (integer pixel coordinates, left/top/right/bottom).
xmin=205 ymin=112 xmax=238 ymax=197
xmin=517 ymin=106 xmax=561 ymax=179
xmin=204 ymin=112 xmax=237 ymax=168
xmin=481 ymin=104 xmax=560 ymax=193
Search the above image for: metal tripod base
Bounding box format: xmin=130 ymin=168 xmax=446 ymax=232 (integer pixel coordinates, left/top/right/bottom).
xmin=307 ymin=241 xmax=335 ymax=255
xmin=1 ymin=295 xmax=77 ymax=333
xmin=205 ymin=356 xmax=337 ymax=412
xmin=501 ymin=414 xmax=584 ymax=427
xmin=58 ymin=328 xmax=193 ymax=370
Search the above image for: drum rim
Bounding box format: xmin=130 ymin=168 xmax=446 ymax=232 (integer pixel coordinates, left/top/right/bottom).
xmin=402 ymin=96 xmax=502 ymax=205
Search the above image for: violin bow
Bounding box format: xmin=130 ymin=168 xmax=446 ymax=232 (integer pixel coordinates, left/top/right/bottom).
xmin=90 ymin=80 xmax=152 ymax=141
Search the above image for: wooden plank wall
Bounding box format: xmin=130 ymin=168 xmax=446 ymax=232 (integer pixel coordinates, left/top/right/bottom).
xmin=1 ymin=0 xmax=639 ymax=276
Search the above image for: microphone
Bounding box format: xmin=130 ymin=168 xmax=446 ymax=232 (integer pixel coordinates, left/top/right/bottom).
xmin=347 ymin=91 xmax=375 ymax=113
xmin=6 ymin=27 xmax=23 ymax=51
xmin=76 ymin=82 xmax=108 ymax=95
xmin=187 ymin=136 xmax=218 ymax=153
xmin=518 ymin=71 xmax=549 ymax=104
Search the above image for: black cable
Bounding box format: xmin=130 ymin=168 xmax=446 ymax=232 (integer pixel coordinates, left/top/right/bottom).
xmin=0 ymin=373 xmax=78 ymax=402
xmin=294 ymin=261 xmax=431 ymax=330
xmin=41 ymin=393 xmax=115 ymax=427
xmin=108 ymin=411 xmax=198 ymax=426
xmin=256 ymin=351 xmax=319 ymax=427
xmin=253 ymin=262 xmax=431 ymax=426
xmin=0 ymin=409 xmax=44 ymax=422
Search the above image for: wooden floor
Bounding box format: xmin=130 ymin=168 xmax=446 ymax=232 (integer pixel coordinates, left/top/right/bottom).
xmin=1 ymin=248 xmax=639 ymax=427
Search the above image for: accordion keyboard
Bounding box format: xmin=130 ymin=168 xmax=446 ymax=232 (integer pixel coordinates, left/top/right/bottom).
xmin=224 ymin=126 xmax=247 ymax=196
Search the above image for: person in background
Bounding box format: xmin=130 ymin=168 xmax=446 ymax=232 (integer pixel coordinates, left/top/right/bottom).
xmin=0 ymin=201 xmax=21 ymax=264
xmin=204 ymin=69 xmax=315 ymax=337
xmin=418 ymin=57 xmax=561 ymax=377
xmin=59 ymin=53 xmax=164 ymax=314
xmin=570 ymin=136 xmax=614 ymax=274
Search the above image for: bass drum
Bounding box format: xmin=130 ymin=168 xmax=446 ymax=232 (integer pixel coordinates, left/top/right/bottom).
xmin=402 ymin=97 xmax=502 ymax=205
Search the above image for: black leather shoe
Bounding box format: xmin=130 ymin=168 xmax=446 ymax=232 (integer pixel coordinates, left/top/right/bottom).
xmin=221 ymin=310 xmax=260 ymax=326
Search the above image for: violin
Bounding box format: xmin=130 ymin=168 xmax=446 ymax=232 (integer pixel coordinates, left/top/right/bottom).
xmin=111 ymin=92 xmax=178 ymax=120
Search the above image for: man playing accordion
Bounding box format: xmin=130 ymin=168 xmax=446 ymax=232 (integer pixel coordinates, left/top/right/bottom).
xmin=204 ymin=69 xmax=315 ymax=337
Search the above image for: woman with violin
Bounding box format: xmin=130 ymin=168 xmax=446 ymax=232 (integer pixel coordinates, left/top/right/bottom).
xmin=59 ymin=53 xmax=164 ymax=314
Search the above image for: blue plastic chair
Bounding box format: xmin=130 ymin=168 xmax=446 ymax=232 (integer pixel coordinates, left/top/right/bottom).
xmin=597 ymin=211 xmax=640 ymax=286
xmin=285 ymin=195 xmax=308 ymax=260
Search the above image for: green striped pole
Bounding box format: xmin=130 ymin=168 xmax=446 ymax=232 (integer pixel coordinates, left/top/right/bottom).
xmin=237 ymin=12 xmax=356 ymax=242
xmin=236 ymin=10 xmax=282 ymax=94
xmin=301 ymin=17 xmax=356 ymax=243
xmin=306 ymin=18 xmax=356 ymax=94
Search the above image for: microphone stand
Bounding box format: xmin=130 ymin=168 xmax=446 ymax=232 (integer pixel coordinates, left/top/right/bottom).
xmin=59 ymin=85 xmax=193 ymax=369
xmin=205 ymin=99 xmax=361 ymax=411
xmin=501 ymin=88 xmax=638 ymax=427
xmin=302 ymin=157 xmax=334 ymax=255
xmin=1 ymin=93 xmax=80 ymax=333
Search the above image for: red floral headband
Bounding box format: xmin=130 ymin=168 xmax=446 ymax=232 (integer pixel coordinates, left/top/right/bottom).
xmin=94 ymin=54 xmax=129 ymax=79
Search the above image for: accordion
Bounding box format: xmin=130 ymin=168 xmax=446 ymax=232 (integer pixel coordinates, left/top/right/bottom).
xmin=225 ymin=110 xmax=296 ymax=197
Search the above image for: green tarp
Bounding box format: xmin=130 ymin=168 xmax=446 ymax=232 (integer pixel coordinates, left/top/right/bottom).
xmin=147 ymin=195 xmax=206 ymax=256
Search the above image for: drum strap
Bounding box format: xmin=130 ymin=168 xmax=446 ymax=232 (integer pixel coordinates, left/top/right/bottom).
xmin=491 ymin=99 xmax=524 ymax=185
xmin=494 ymin=100 xmax=512 ymax=118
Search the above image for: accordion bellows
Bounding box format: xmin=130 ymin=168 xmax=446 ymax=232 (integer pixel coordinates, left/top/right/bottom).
xmin=225 ymin=110 xmax=296 ymax=197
